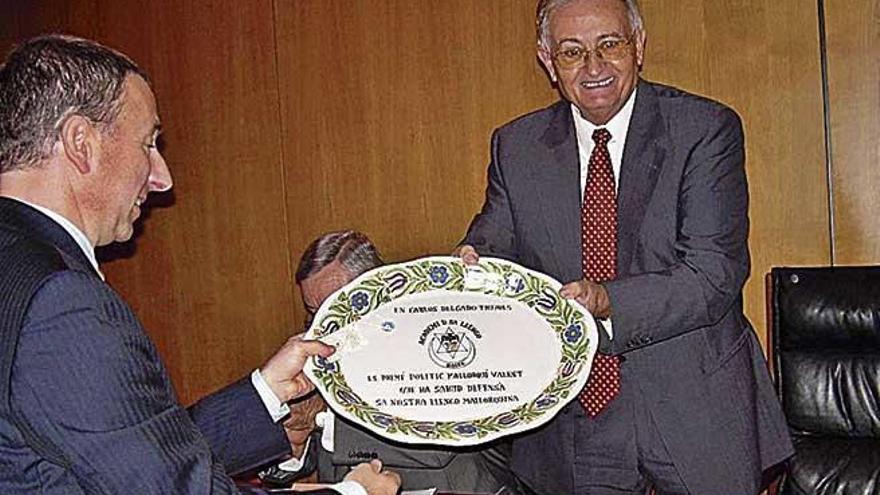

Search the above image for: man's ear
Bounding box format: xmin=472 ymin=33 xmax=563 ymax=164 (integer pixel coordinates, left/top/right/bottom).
xmin=59 ymin=114 xmax=98 ymax=175
xmin=634 ymin=30 xmax=647 ymax=70
xmin=537 ymin=46 xmax=558 ymax=84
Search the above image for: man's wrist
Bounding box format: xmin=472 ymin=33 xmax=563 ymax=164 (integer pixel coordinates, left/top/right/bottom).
xmin=329 ymin=480 xmax=367 ymax=495
xmin=250 ymin=369 xmax=290 ymax=422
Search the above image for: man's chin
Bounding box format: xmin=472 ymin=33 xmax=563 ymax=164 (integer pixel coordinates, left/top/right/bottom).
xmin=114 ymin=227 xmax=135 ymax=244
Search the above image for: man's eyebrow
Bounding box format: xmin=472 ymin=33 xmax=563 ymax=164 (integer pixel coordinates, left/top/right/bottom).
xmin=556 ymin=32 xmax=627 ymax=45
xmin=555 ymin=37 xmax=585 ymax=46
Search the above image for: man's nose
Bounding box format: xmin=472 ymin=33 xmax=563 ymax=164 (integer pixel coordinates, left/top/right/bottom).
xmin=148 ymin=150 xmax=173 ymax=192
xmin=583 ymin=50 xmax=606 ymax=75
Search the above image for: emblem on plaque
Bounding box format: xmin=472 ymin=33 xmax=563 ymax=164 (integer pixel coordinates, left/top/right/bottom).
xmin=428 ymin=326 xmax=477 ymax=369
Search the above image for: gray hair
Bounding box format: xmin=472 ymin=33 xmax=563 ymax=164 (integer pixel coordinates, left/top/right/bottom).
xmin=0 ymin=34 xmax=148 ymax=172
xmin=536 ymin=0 xmax=644 ymax=51
xmin=296 ymin=230 xmax=383 ymax=283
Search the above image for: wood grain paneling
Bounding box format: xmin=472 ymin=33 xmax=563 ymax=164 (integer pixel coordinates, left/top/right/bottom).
xmin=641 ymin=1 xmax=830 ymax=347
xmin=2 ymin=0 xmax=853 ymax=400
xmin=826 ymin=0 xmax=880 ymax=264
xmin=103 ymin=0 xmax=296 ymax=405
xmin=273 ymin=0 xmax=556 ymax=327
xmin=1 ymin=0 xmax=296 ymax=405
xmin=276 ymin=0 xmax=830 ymax=346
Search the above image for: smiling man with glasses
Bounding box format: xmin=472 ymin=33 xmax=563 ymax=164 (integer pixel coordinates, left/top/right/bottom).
xmin=455 ymin=0 xmax=793 ymax=493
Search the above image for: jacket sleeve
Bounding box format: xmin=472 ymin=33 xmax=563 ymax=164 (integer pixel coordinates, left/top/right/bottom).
xmin=605 ymin=107 xmax=750 ymax=353
xmin=462 ymin=129 xmax=520 ymax=261
xmin=189 ymin=376 xmax=289 ymax=475
xmin=11 ymin=270 xmax=285 ymax=493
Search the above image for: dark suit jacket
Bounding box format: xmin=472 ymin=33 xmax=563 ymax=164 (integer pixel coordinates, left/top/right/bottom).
xmin=325 ymin=416 xmax=511 ymax=492
xmin=0 ymin=197 xmax=335 ymax=494
xmin=464 ymin=80 xmax=793 ymax=494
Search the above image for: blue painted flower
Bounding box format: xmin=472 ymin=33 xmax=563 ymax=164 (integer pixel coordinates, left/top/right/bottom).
xmin=535 ymin=395 xmax=558 ymax=409
xmin=324 ymin=321 xmax=340 ymax=335
xmin=504 ymin=273 xmax=525 ymax=294
xmin=316 ymin=357 xmax=337 ymax=373
xmin=559 ymin=360 xmax=577 ymax=378
xmin=564 ymin=323 xmax=583 ymax=343
xmin=384 ymin=272 xmax=408 ymax=293
xmin=350 ymin=291 xmax=370 ymax=311
xmin=535 ymin=288 xmax=558 ymax=311
xmin=496 ymin=413 xmax=519 ymax=427
xmin=413 ymin=422 xmax=436 ymax=434
xmin=371 ymin=414 xmax=393 ymax=427
xmin=453 ymin=423 xmax=478 ymax=436
xmin=429 ymin=265 xmax=449 ymax=284
xmin=335 ymin=389 xmax=361 ymax=406
xmin=381 ymin=321 xmax=396 ymax=332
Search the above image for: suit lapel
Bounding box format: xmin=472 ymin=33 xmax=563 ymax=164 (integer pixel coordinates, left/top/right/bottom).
xmin=533 ymin=102 xmax=583 ymax=282
xmin=617 ymin=81 xmax=668 ymax=275
xmin=0 ymin=197 xmax=98 ymax=277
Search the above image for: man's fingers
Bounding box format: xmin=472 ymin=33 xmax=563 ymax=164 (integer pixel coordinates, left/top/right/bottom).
xmin=290 ymin=337 xmax=335 ymax=359
xmin=559 ymin=280 xmax=601 ymax=314
xmin=290 ymin=375 xmax=315 ymax=397
xmin=559 ymin=280 xmax=585 ymax=299
xmin=384 ymin=469 xmax=402 ymax=485
xmin=260 ymin=337 xmax=336 ymax=402
xmin=368 ymin=458 xmax=383 ymax=472
xmin=454 ymin=244 xmax=480 ymax=265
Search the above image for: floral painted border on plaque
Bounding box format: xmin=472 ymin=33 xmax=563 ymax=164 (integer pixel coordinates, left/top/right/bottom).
xmin=307 ymin=256 xmax=594 ymax=445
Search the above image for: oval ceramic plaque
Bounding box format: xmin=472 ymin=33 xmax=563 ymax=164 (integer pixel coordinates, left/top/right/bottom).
xmin=303 ymin=256 xmax=597 ymax=446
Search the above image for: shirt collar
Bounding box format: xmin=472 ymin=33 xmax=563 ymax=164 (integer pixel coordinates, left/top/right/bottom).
xmin=570 ymin=85 xmax=638 ymax=142
xmin=8 ymin=197 xmax=105 ymax=280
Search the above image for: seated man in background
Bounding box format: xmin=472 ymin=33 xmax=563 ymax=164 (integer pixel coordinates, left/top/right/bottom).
xmin=260 ymin=230 xmax=514 ymax=493
xmin=0 ymin=35 xmax=399 ymax=495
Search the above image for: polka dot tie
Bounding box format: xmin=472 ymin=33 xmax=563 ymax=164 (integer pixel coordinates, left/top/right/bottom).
xmin=578 ymin=128 xmax=621 ymax=418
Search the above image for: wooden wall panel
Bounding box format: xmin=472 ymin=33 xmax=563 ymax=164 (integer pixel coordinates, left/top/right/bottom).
xmin=826 ymin=0 xmax=880 ymax=264
xmin=1 ymin=0 xmax=850 ymax=401
xmin=108 ymin=0 xmax=295 ymax=406
xmin=277 ymin=0 xmax=830 ymax=346
xmin=1 ymin=0 xmax=295 ymax=405
xmin=274 ymin=0 xmax=556 ymax=326
xmin=641 ymin=1 xmax=830 ymax=347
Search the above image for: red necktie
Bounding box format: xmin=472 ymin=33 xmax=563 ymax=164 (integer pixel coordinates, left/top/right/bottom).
xmin=578 ymin=128 xmax=621 ymax=418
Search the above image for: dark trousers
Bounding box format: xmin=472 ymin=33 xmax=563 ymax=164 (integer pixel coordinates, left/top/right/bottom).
xmin=517 ymin=360 xmax=690 ymax=495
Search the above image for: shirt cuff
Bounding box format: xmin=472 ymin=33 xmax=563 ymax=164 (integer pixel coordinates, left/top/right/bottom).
xmin=330 ymin=480 xmax=368 ymax=495
xmin=598 ymin=317 xmax=614 ymax=340
xmin=315 ymin=410 xmax=336 ymax=452
xmin=276 ymin=436 xmax=310 ymax=471
xmin=250 ymin=369 xmax=290 ymax=423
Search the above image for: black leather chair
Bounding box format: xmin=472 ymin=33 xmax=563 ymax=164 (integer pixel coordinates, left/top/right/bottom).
xmin=768 ymin=266 xmax=880 ymax=494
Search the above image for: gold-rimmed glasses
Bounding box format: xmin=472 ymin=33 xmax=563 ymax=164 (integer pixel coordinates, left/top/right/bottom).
xmin=551 ymin=35 xmax=634 ymax=69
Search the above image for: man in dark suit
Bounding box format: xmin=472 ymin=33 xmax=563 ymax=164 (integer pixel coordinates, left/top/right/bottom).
xmin=260 ymin=230 xmax=512 ymax=493
xmin=457 ymin=0 xmax=793 ymax=493
xmin=0 ymin=35 xmax=399 ymax=495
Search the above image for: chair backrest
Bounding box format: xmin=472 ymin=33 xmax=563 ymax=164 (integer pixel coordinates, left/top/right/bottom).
xmin=769 ymin=266 xmax=880 ymax=439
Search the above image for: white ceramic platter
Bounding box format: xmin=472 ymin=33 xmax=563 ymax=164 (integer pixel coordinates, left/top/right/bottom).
xmin=303 ymin=256 xmax=597 ymax=446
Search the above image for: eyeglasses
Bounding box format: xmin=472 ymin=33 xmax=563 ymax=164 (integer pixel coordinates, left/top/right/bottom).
xmin=551 ymin=36 xmax=634 ymax=69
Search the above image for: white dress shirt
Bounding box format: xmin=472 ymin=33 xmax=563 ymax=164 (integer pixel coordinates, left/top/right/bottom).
xmin=569 ymin=87 xmax=638 ymax=340
xmin=572 ymin=86 xmax=637 ymax=199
